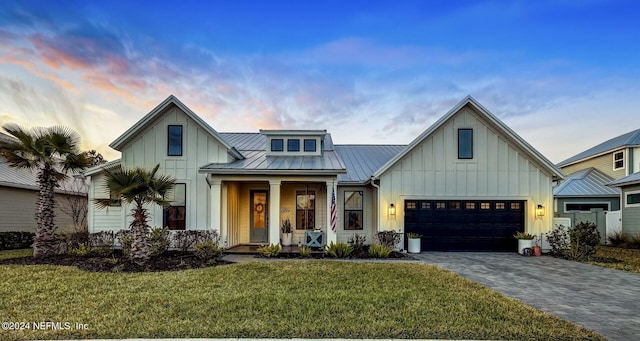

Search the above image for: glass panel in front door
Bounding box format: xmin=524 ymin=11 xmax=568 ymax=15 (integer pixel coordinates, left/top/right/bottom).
xmin=251 ymin=191 xmax=268 ymax=243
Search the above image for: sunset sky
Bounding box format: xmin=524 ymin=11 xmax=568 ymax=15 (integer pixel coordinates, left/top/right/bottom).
xmin=0 ymin=0 xmax=638 ymax=163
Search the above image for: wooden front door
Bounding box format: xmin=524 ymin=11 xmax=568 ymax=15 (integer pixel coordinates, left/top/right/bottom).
xmin=250 ymin=190 xmax=268 ymax=243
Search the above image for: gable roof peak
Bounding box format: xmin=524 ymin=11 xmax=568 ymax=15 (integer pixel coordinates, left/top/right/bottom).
xmin=557 ymin=128 xmax=640 ymax=167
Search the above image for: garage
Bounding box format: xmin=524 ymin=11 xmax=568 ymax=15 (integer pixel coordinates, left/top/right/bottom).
xmin=404 ymin=200 xmax=525 ymax=251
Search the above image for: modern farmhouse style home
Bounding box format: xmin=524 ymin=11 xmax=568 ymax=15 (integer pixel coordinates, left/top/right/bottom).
xmin=84 ymin=95 xmax=563 ymax=251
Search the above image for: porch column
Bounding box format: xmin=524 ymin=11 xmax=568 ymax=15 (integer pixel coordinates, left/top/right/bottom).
xmin=269 ymin=180 xmax=281 ymax=245
xmin=210 ymin=178 xmax=222 ymax=237
xmin=326 ymin=181 xmax=337 ymax=245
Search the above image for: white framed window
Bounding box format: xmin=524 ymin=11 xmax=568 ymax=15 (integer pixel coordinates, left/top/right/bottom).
xmin=564 ymin=202 xmax=610 ymax=213
xmin=613 ymin=150 xmax=625 ymax=171
xmin=626 ymin=190 xmax=640 ymax=208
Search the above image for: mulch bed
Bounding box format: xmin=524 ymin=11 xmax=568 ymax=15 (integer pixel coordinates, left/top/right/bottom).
xmin=259 ymin=250 xmax=413 ymax=260
xmin=0 ymin=250 xmax=230 ymax=273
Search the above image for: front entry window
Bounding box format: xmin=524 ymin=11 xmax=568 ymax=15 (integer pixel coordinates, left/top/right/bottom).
xmin=296 ymin=190 xmax=315 ymax=229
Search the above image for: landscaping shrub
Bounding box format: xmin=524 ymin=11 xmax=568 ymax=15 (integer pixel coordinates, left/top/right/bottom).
xmin=89 ymin=231 xmax=115 ymax=257
xmin=326 ymin=241 xmax=352 ymax=258
xmin=298 ymin=245 xmax=311 ymax=258
xmin=607 ymin=230 xmax=630 ymax=247
xmin=547 ymin=222 xmax=600 ymax=260
xmin=0 ymin=232 xmax=34 ymax=250
xmin=257 ymin=243 xmax=281 ymax=257
xmin=376 ymin=230 xmax=401 ymax=249
xmin=149 ymin=227 xmax=170 ymax=257
xmin=194 ymin=241 xmax=224 ymax=261
xmin=348 ymin=234 xmax=367 ymax=257
xmin=68 ymin=243 xmax=93 ymax=257
xmin=368 ymin=243 xmax=391 ymax=258
xmin=115 ymin=230 xmax=133 ymax=256
xmin=56 ymin=225 xmax=89 ymax=252
xmin=172 ymin=230 xmax=220 ymax=252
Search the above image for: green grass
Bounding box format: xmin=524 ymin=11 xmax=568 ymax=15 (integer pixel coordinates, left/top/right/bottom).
xmin=0 ymin=248 xmax=31 ymax=260
xmin=589 ymin=245 xmax=640 ymax=273
xmin=0 ymin=251 xmax=603 ymax=340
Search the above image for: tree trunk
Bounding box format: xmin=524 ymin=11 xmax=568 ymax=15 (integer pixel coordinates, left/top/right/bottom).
xmin=129 ymin=206 xmax=151 ymax=265
xmin=33 ymin=165 xmax=58 ymax=258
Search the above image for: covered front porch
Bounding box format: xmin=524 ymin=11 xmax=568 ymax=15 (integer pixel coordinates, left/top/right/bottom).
xmin=208 ymin=175 xmax=339 ymax=248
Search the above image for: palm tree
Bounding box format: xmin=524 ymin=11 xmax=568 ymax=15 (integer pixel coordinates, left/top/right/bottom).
xmin=94 ymin=164 xmax=175 ymax=265
xmin=0 ymin=124 xmax=91 ymax=258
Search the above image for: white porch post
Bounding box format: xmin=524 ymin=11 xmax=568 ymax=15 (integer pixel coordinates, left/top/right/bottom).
xmin=326 ymin=181 xmax=337 ymax=245
xmin=210 ymin=178 xmax=223 ymax=237
xmin=269 ymin=180 xmax=281 ymax=245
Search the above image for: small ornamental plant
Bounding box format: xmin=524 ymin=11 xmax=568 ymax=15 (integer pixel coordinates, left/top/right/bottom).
xmin=514 ymin=232 xmax=535 ymax=240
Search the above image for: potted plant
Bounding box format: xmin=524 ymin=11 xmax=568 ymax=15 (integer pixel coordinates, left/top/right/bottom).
xmin=407 ymin=232 xmax=422 ymax=254
xmin=514 ymin=232 xmax=535 ymax=255
xmin=281 ymin=218 xmax=293 ymax=246
xmin=532 ymin=234 xmax=542 ymax=256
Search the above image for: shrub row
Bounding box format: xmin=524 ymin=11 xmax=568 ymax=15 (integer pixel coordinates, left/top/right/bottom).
xmin=607 ymin=230 xmax=640 ymax=249
xmin=0 ymin=232 xmax=35 ymax=250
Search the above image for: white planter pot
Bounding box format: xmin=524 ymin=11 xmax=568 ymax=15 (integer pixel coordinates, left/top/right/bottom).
xmin=281 ymin=233 xmax=293 ymax=246
xmin=517 ymin=239 xmax=534 ymax=255
xmin=408 ymin=238 xmax=421 ymax=254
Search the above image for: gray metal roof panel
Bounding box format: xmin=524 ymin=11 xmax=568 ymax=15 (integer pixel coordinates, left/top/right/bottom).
xmin=553 ymin=168 xmax=619 ymax=197
xmin=335 ymin=145 xmax=406 ymax=183
xmin=200 ymin=150 xmax=347 ymax=174
xmin=608 ymin=171 xmax=640 ymax=187
xmin=0 ymin=157 xmax=87 ymax=194
xmin=558 ymin=129 xmax=640 ymax=167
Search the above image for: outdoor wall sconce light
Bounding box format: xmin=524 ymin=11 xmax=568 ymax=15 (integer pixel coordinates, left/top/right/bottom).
xmin=388 ymin=203 xmax=396 ymax=216
xmin=536 ymin=204 xmax=545 ymax=218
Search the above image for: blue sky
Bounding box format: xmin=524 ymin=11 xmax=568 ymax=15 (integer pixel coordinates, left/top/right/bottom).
xmin=0 ymin=0 xmax=638 ymax=162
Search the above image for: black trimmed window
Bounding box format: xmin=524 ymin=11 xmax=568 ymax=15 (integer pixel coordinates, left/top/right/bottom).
xmin=344 ymin=191 xmax=363 ymax=230
xmin=163 ymin=183 xmax=186 ymax=230
xmin=107 ymin=190 xmax=121 ymax=206
xmin=296 ymin=190 xmax=315 ymax=229
xmin=271 ymin=139 xmax=284 ymax=152
xmin=565 ymin=203 xmax=609 ymax=212
xmin=288 ymin=139 xmax=300 ymax=152
xmin=614 ymin=151 xmax=624 ymax=170
xmin=458 ymin=128 xmax=473 ymax=159
xmin=304 ymin=139 xmax=317 ymax=152
xmin=167 ymin=125 xmax=183 ymax=156
xmin=627 ymin=192 xmax=640 ymax=206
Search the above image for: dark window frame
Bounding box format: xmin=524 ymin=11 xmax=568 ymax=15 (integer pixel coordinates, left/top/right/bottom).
xmin=614 ymin=151 xmax=625 ymax=170
xmin=296 ymin=190 xmax=315 ymax=230
xmin=271 ymin=139 xmax=284 ymax=152
xmin=304 ymin=139 xmax=317 ymax=152
xmin=167 ymin=125 xmax=183 ymax=156
xmin=458 ymin=128 xmax=473 ymax=159
xmin=627 ymin=192 xmax=640 ymax=206
xmin=564 ymin=202 xmax=610 ymax=213
xmin=288 ymin=139 xmax=300 ymax=152
xmin=344 ymin=191 xmax=363 ymax=230
xmin=163 ymin=183 xmax=186 ymax=230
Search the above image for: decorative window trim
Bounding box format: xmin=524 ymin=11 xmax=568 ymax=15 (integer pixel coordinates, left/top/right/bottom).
xmin=625 ymin=189 xmax=640 ymax=208
xmin=344 ymin=191 xmax=363 ymax=230
xmin=613 ymin=150 xmax=625 ymax=171
xmin=564 ymin=202 xmax=610 ymax=213
xmin=458 ymin=128 xmax=473 ymax=159
xmin=167 ymin=125 xmax=183 ymax=156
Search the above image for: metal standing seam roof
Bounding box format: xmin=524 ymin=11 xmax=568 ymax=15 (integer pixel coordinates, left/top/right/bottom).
xmin=558 ymin=129 xmax=640 ymax=167
xmin=334 ymin=145 xmax=406 ymax=183
xmin=553 ymin=168 xmax=620 ymax=197
xmin=200 ymin=150 xmax=346 ymax=174
xmin=608 ymin=172 xmax=640 ymax=187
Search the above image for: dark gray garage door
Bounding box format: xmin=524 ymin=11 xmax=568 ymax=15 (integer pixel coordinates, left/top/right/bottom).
xmin=404 ymin=200 xmax=525 ymax=251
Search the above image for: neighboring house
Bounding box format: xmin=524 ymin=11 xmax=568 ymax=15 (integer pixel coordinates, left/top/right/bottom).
xmin=608 ymin=173 xmax=640 ymax=235
xmin=84 ymin=95 xmax=563 ymax=251
xmin=555 ymin=129 xmax=640 ymax=237
xmin=0 ymin=132 xmax=88 ymax=232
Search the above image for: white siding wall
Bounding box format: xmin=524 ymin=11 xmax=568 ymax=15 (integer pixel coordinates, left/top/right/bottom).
xmin=90 ymin=104 xmax=229 ymax=232
xmin=89 ymin=173 xmax=123 ymax=232
xmin=337 ymin=186 xmax=376 ymax=244
xmin=377 ymin=105 xmax=555 ymax=236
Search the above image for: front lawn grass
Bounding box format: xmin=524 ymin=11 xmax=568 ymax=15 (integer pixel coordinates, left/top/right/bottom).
xmin=589 ymin=245 xmax=640 ymax=273
xmin=0 ymin=254 xmax=603 ymax=340
xmin=0 ymin=248 xmax=31 ymax=260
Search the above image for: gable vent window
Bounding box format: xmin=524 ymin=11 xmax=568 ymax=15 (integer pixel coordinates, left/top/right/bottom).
xmin=614 ymin=151 xmax=625 ymax=170
xmin=167 ymin=125 xmax=183 ymax=156
xmin=458 ymin=129 xmax=473 ymax=159
xmin=288 ymin=139 xmax=300 ymax=152
xmin=271 ymin=139 xmax=284 ymax=152
xmin=304 ymin=139 xmax=317 ymax=152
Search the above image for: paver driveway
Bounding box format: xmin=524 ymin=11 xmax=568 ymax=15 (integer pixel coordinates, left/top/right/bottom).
xmin=414 ymin=252 xmax=640 ymax=340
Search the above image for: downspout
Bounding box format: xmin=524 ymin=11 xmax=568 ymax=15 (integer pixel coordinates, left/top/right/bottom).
xmin=370 ymin=176 xmax=381 ymax=232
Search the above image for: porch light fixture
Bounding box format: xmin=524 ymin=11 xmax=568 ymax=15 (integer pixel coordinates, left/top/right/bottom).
xmin=388 ymin=203 xmax=396 ymax=216
xmin=536 ymin=204 xmax=545 ymax=219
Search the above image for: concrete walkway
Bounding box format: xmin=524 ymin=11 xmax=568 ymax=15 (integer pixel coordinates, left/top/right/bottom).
xmin=413 ymin=252 xmax=640 ymax=340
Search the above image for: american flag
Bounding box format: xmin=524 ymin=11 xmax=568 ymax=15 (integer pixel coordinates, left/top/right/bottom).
xmin=330 ymin=186 xmax=337 ymax=232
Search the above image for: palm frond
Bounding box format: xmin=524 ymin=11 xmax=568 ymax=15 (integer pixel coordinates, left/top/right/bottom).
xmin=94 ymin=198 xmax=122 ymax=209
xmin=46 ymin=126 xmax=82 ymax=154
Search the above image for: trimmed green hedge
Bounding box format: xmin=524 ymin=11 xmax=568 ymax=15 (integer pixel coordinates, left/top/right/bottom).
xmin=0 ymin=232 xmax=34 ymax=250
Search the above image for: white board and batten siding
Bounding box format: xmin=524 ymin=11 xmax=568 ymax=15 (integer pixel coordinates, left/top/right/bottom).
xmin=90 ymin=104 xmax=229 ymax=232
xmin=377 ymin=105 xmax=555 ymax=236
